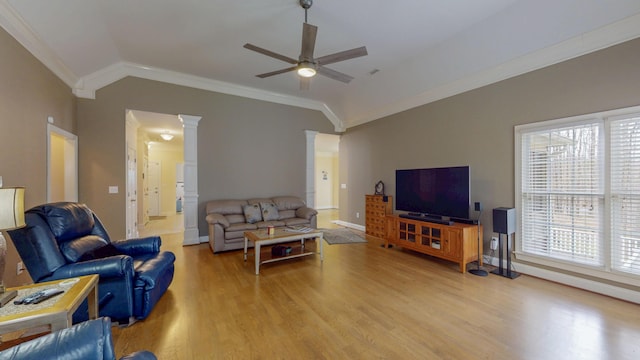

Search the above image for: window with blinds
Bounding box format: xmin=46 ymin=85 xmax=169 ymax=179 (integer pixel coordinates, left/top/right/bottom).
xmin=516 ymin=107 xmax=640 ymax=280
xmin=520 ymin=121 xmax=604 ymax=266
xmin=610 ymin=114 xmax=640 ymax=275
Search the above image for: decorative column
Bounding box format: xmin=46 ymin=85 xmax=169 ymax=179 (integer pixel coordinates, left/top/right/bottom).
xmin=304 ymin=130 xmax=318 ymax=208
xmin=179 ymin=114 xmax=201 ymax=245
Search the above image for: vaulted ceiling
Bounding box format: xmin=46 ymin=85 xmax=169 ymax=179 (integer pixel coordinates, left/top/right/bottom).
xmin=2 ymin=0 xmax=640 ymax=131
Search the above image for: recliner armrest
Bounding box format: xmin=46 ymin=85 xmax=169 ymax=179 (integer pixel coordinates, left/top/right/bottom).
xmin=112 ymin=236 xmax=161 ymax=255
xmin=50 ymin=255 xmax=134 ymax=280
xmin=295 ymin=206 xmax=318 ymax=220
xmin=206 ymin=213 xmax=230 ymax=228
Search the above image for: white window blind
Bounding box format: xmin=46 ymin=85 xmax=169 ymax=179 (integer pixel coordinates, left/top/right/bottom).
xmin=610 ymin=114 xmax=640 ymax=275
xmin=520 ymin=121 xmax=604 ymax=266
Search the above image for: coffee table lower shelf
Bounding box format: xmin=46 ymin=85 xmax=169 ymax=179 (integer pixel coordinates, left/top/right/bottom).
xmin=244 ymin=229 xmax=324 ymax=275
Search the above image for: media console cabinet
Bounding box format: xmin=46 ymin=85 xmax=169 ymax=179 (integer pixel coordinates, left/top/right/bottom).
xmin=385 ymin=214 xmax=483 ymax=273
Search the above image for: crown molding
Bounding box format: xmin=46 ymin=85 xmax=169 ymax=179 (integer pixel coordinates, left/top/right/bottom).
xmin=0 ymin=0 xmax=77 ymax=88
xmin=72 ymin=62 xmax=345 ymax=132
xmin=345 ymin=12 xmax=640 ymax=129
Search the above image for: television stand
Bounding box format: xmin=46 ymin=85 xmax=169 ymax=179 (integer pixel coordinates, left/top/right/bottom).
xmin=385 ymin=214 xmax=482 ymax=273
xmin=399 ymin=213 xmax=453 ymax=226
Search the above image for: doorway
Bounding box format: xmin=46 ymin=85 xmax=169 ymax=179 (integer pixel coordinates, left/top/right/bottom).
xmin=47 ymin=124 xmax=78 ymax=202
xmin=126 ymin=110 xmax=185 ymax=238
xmin=314 ymin=133 xmax=340 ymax=209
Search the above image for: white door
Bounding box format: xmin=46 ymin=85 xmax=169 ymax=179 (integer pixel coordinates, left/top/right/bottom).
xmin=126 ymin=146 xmax=139 ymax=238
xmin=47 ymin=124 xmax=78 ymax=202
xmin=148 ymin=161 xmax=161 ymax=216
xmin=142 ymin=156 xmax=150 ymax=225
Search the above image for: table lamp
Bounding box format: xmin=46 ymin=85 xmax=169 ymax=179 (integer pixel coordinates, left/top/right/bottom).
xmin=0 ymin=186 xmax=26 ymax=306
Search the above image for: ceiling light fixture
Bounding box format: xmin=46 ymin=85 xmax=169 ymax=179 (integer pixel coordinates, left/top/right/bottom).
xmin=160 ymin=133 xmax=174 ymax=141
xmin=297 ymin=62 xmax=316 ymax=78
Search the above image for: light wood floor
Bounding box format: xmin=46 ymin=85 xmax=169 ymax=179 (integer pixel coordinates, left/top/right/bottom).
xmin=113 ymin=210 xmax=640 ymax=359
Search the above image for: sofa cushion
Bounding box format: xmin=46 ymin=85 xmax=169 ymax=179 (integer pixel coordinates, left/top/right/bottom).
xmin=205 ymin=200 xmax=247 ymax=215
xmin=284 ymin=217 xmax=311 ymax=227
xmin=60 ymin=235 xmax=110 ymax=263
xmin=42 ymin=203 xmax=95 ymax=242
xmin=272 ymin=196 xmax=306 ymax=210
xmin=242 ymin=204 xmax=262 ymax=224
xmin=226 ymin=223 xmax=257 ymax=232
xmin=260 ymin=202 xmax=279 ymax=221
xmin=278 ymin=209 xmax=296 ymax=220
xmin=226 ymin=214 xmax=247 ymax=224
xmin=256 ymin=220 xmax=285 ymax=228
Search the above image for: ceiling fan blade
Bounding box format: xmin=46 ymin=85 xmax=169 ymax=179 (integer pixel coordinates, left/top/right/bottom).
xmin=316 ymin=66 xmax=354 ymax=83
xmin=243 ymin=43 xmax=298 ymax=65
xmin=300 ymin=77 xmax=310 ymax=90
xmin=315 ymin=46 xmax=368 ymax=66
xmin=300 ymin=23 xmax=318 ymax=61
xmin=256 ymin=66 xmax=298 ymax=78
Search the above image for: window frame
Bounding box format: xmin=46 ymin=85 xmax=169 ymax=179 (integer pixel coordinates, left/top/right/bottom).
xmin=515 ymin=105 xmax=640 ymax=287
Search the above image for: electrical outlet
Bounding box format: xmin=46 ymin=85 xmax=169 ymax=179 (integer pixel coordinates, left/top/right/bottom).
xmin=356 ymin=212 xmax=360 ymax=219
xmin=16 ymin=261 xmax=25 ymax=275
xmin=490 ymin=237 xmax=499 ymax=250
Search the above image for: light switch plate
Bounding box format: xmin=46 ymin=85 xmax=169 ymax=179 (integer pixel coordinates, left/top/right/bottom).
xmin=108 ymin=186 xmax=119 ymax=194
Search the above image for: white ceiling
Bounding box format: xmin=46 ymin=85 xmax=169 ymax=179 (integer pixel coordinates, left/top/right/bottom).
xmin=2 ymin=0 xmax=640 ymax=131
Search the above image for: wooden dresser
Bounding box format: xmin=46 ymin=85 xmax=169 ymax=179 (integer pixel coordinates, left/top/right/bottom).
xmin=365 ymin=195 xmax=393 ymax=239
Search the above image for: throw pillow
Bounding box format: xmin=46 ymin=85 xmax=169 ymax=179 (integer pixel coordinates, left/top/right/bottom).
xmin=260 ymin=202 xmax=280 ymax=221
xmin=243 ymin=204 xmax=263 ymax=224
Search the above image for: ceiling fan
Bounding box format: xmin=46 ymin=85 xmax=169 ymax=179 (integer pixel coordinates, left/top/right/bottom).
xmin=243 ymin=0 xmax=368 ymax=90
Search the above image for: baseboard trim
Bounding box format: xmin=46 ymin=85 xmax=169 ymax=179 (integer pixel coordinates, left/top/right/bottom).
xmin=331 ymin=220 xmax=365 ymax=232
xmin=486 ymin=256 xmax=640 ymax=304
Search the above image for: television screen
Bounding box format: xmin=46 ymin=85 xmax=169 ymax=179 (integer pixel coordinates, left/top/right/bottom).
xmin=395 ymin=166 xmax=470 ymax=220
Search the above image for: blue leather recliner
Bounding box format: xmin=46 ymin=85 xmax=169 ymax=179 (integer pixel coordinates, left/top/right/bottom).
xmin=7 ymin=202 xmax=175 ymax=324
xmin=0 ymin=317 xmax=156 ymax=360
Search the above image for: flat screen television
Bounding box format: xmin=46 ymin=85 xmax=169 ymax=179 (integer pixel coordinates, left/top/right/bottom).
xmin=395 ymin=166 xmax=470 ymax=220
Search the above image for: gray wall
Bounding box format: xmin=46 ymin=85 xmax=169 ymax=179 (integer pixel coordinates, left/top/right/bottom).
xmin=0 ymin=27 xmax=76 ymax=286
xmin=77 ymin=77 xmax=336 ymax=238
xmin=340 ymin=37 xmax=640 ymax=255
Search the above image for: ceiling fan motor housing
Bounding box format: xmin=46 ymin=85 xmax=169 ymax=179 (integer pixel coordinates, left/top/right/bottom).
xmin=300 ymin=0 xmax=313 ymax=10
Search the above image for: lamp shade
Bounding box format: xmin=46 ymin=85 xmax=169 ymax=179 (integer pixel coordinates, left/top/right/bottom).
xmin=0 ymin=187 xmax=25 ymax=230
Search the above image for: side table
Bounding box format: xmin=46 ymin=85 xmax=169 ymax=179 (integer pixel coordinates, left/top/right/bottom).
xmin=0 ymin=274 xmax=98 ymax=348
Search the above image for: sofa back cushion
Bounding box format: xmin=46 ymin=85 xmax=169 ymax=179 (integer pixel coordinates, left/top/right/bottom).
xmin=206 ymin=200 xmax=247 ymax=215
xmin=270 ymin=196 xmax=306 ymax=220
xmin=39 ymin=202 xmax=96 ymax=242
xmin=271 ymin=196 xmax=306 ymax=211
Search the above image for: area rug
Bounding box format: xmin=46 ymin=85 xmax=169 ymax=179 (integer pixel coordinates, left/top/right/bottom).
xmin=321 ymin=228 xmax=367 ymax=245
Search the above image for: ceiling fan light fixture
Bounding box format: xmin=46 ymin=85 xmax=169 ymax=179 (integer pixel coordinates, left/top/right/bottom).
xmin=297 ymin=62 xmax=316 ymax=78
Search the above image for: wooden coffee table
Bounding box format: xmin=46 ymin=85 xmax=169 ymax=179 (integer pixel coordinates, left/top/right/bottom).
xmin=0 ymin=275 xmax=98 ymax=347
xmin=244 ymin=228 xmax=323 ymax=274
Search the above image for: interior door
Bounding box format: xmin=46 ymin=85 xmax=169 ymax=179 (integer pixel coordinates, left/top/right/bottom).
xmin=148 ymin=161 xmax=161 ymax=217
xmin=142 ymin=156 xmax=149 ymax=225
xmin=126 ymin=146 xmax=138 ymax=238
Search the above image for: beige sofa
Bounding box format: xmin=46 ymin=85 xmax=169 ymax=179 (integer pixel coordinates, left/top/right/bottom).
xmin=205 ymin=196 xmax=318 ymax=253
